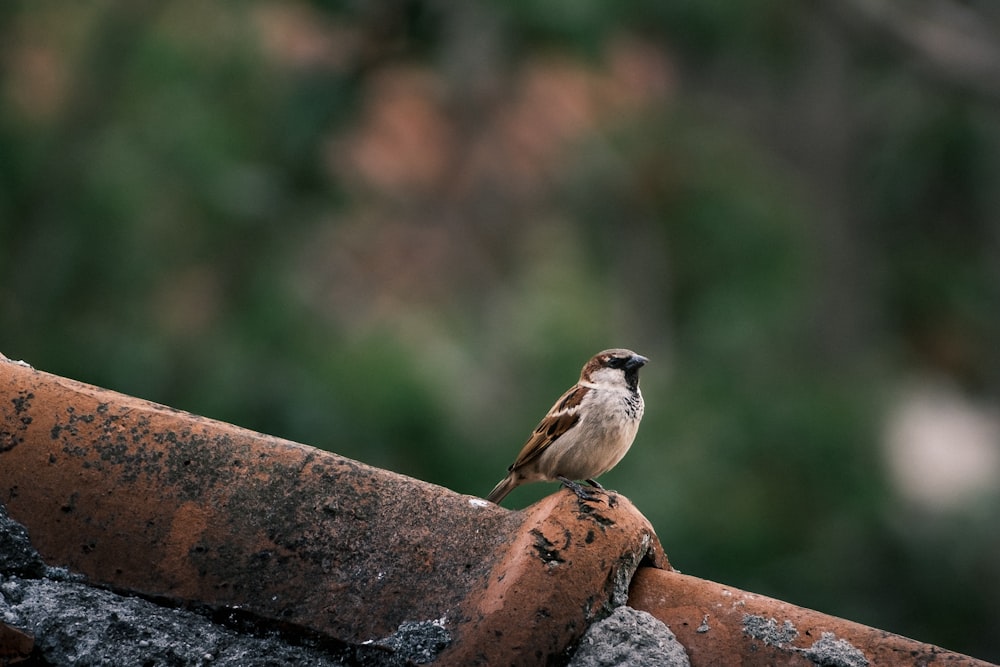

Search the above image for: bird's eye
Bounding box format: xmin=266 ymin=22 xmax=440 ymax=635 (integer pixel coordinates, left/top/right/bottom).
xmin=607 ymin=357 xmax=625 ymax=369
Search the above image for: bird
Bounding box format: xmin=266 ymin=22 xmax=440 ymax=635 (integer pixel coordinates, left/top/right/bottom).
xmin=486 ymin=348 xmax=647 ymax=505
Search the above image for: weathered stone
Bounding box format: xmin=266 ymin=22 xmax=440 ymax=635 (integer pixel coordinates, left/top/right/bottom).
xmin=0 ymin=504 xmax=45 ymax=579
xmin=2 ymin=574 xmax=351 ymax=666
xmin=570 ymin=605 xmax=690 ymax=667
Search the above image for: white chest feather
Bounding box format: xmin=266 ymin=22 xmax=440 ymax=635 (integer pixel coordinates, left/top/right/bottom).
xmin=536 ymin=386 xmax=644 ymax=480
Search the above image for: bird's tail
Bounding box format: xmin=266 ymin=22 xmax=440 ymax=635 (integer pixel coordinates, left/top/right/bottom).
xmin=486 ymin=474 xmax=517 ymax=504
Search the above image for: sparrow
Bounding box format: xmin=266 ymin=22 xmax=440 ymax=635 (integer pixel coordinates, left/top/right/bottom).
xmin=487 ymin=348 xmax=647 ymax=505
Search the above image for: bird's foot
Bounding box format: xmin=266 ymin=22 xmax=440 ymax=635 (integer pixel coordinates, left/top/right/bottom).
xmin=557 ymin=476 xmax=602 ymax=502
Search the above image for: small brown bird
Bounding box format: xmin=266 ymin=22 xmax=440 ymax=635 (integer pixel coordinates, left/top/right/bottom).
xmin=487 ymin=349 xmax=647 ymax=504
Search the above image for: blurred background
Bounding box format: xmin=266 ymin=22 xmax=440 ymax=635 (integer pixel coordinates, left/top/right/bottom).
xmin=2 ymin=0 xmax=1000 ymax=661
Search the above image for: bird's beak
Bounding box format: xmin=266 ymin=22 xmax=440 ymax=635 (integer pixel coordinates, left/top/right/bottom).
xmin=626 ymin=355 xmax=649 ymax=370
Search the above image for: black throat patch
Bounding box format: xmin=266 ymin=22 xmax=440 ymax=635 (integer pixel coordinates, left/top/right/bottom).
xmin=624 ymin=368 xmax=640 ymax=392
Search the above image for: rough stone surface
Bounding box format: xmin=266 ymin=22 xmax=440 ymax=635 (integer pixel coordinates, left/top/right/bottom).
xmin=0 ymin=504 xmax=45 ymax=579
xmin=570 ymin=606 xmax=690 ymax=667
xmin=1 ymin=575 xmax=351 ymax=667
xmin=742 ymin=613 xmax=800 ymax=647
xmin=803 ymin=632 xmax=870 ymax=667
xmin=365 ymin=619 xmax=451 ymax=665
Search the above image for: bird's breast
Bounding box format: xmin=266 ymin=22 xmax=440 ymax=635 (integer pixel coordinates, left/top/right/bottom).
xmin=535 ymin=388 xmax=643 ymax=480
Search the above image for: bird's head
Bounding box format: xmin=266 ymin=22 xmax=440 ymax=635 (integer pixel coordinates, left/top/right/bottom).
xmin=581 ymin=349 xmax=648 ymax=392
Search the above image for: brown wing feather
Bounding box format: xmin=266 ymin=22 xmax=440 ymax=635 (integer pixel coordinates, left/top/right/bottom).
xmin=508 ymin=385 xmax=588 ymax=471
xmin=556 ymin=383 xmax=589 ymax=412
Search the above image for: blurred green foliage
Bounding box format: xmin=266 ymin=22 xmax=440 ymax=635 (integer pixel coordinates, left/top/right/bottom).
xmin=3 ymin=0 xmax=1000 ymax=661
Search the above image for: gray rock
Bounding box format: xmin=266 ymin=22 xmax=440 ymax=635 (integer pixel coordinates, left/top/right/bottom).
xmin=0 ymin=503 xmax=46 ymax=578
xmin=742 ymin=613 xmax=799 ymax=647
xmin=571 ymin=606 xmax=691 ymax=667
xmin=803 ymin=632 xmax=870 ymax=667
xmin=357 ymin=619 xmax=451 ymax=666
xmin=1 ymin=575 xmax=350 ymax=666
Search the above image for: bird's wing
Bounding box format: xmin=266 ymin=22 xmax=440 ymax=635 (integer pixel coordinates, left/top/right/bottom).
xmin=508 ymin=384 xmax=589 ymax=471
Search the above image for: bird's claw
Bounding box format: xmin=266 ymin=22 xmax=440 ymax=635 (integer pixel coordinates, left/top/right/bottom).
xmin=557 ymin=476 xmax=603 ymax=502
